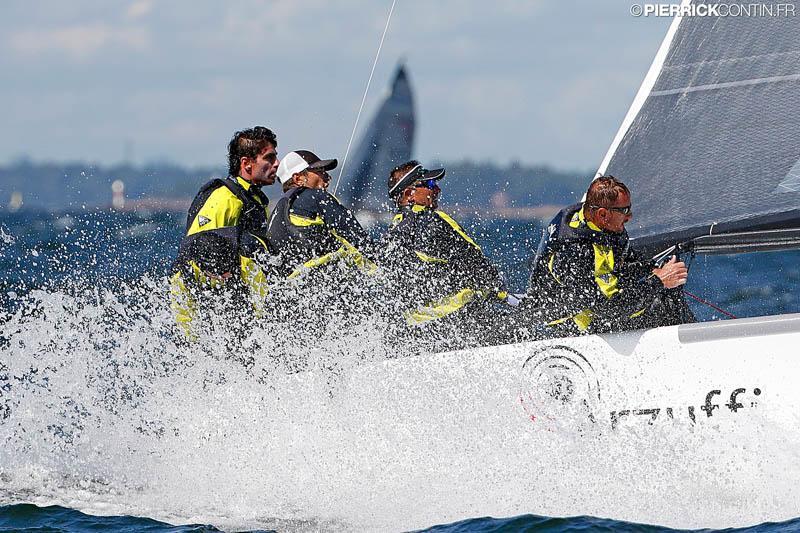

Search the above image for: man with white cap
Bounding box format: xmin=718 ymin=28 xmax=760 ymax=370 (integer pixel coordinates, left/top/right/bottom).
xmin=266 ymin=150 xmax=376 ymax=280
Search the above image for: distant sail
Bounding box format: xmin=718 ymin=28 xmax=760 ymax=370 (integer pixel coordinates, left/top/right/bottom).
xmin=338 ymin=64 xmax=415 ymax=212
xmin=597 ymin=0 xmax=800 ymax=251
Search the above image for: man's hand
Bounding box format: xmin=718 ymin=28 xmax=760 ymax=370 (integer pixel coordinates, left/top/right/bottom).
xmin=652 ymin=256 xmax=688 ymax=289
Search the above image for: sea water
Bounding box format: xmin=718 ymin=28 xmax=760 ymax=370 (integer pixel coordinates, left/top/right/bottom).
xmin=1 ymin=210 xmax=800 ymax=532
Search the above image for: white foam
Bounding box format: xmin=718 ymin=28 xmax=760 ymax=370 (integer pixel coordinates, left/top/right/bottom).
xmin=2 ymin=282 xmax=800 ymax=531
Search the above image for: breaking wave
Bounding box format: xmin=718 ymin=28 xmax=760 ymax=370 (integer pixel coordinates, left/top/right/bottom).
xmin=2 ymin=278 xmax=799 ymax=531
xmin=0 ymin=276 xmax=408 ymax=530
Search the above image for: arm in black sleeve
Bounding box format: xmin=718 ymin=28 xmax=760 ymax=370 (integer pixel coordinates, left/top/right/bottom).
xmin=433 ymin=212 xmax=504 ymax=292
xmin=621 ymin=245 xmax=660 ymax=280
xmin=313 ymin=190 xmax=376 ymax=259
xmin=618 ymin=246 xmax=666 ymax=308
xmin=591 ymin=247 xmax=665 ymax=322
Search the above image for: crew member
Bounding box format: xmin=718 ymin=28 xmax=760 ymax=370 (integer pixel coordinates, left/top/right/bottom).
xmin=169 ymin=230 xmax=272 ymax=340
xmin=182 ymin=126 xmax=277 ymax=239
xmin=170 ymin=126 xmax=279 ymax=339
xmin=526 ymin=175 xmax=692 ymax=335
xmin=381 ymin=160 xmax=509 ymax=333
xmin=266 ymin=150 xmax=376 ymax=281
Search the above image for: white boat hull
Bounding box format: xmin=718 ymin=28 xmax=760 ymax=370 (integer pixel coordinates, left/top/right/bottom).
xmin=275 ymin=313 xmax=800 ymax=530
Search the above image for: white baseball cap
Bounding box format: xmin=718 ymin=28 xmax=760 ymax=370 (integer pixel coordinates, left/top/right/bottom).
xmin=276 ymin=150 xmax=338 ymax=184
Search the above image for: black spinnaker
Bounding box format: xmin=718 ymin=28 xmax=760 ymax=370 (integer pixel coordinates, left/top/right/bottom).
xmin=336 ymin=64 xmax=415 ymax=213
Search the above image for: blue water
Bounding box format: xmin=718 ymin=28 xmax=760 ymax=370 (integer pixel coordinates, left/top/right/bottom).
xmin=4 ymin=503 xmax=800 ymax=532
xmin=2 ymin=210 xmax=800 ymax=532
xmin=0 ymin=503 xmax=222 ymax=532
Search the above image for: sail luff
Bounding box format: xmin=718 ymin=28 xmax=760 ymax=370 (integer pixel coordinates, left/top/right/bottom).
xmin=596 ymin=0 xmax=690 ymax=178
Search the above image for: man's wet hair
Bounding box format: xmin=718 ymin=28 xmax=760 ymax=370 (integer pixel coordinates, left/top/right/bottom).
xmin=228 ymin=126 xmax=277 ymax=177
xmin=586 ymin=175 xmax=630 ymax=210
xmin=388 ymin=159 xmax=422 ymax=190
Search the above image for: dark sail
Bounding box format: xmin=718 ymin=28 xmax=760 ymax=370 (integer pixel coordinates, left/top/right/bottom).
xmin=598 ymin=0 xmax=800 ymax=252
xmin=337 ymin=64 xmax=415 ymax=212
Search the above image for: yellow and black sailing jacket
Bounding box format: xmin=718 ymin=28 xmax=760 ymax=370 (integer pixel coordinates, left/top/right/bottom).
xmin=169 ymin=228 xmax=271 ymax=338
xmin=527 ymin=203 xmax=662 ymax=333
xmin=382 ymin=205 xmax=505 ymax=325
xmin=182 ymin=176 xmax=270 ymax=238
xmin=170 ymin=177 xmax=272 ymax=339
xmin=266 ymin=187 xmax=376 ymax=279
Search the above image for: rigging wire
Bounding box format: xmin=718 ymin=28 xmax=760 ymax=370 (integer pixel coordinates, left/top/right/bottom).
xmin=683 ymin=290 xmax=737 ymax=319
xmin=679 ymin=248 xmax=737 ymax=318
xmin=332 ymin=0 xmax=397 ymax=195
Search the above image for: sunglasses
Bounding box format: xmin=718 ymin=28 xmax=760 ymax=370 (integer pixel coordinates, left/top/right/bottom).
xmin=415 ymin=179 xmax=439 ymax=190
xmin=591 ymin=204 xmax=631 ymax=215
xmin=308 ymin=169 xmax=331 ymax=181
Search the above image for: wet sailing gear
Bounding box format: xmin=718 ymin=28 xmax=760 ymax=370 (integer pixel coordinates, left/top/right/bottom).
xmin=170 ymin=176 xmax=272 ymax=339
xmin=526 ymin=203 xmax=689 ymax=335
xmin=182 ymin=176 xmax=270 ymax=237
xmin=266 ymin=187 xmax=376 ymax=279
xmin=381 ymin=204 xmax=505 ymax=326
xmin=169 ymin=230 xmax=271 ymax=340
xmin=175 ymin=175 xmax=271 ymax=275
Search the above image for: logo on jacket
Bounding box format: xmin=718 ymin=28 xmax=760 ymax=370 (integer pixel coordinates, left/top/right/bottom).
xmin=547 ymin=223 xmax=557 ymax=237
xmin=198 ymin=215 xmax=211 ymax=227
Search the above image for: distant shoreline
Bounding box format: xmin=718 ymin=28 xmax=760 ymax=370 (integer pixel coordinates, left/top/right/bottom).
xmin=116 ymin=198 xmax=562 ymax=222
xmin=0 ymin=198 xmax=562 ymax=223
xmin=0 ymin=159 xmax=589 ymax=215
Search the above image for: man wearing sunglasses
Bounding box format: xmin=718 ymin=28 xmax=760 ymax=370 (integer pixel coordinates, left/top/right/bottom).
xmin=267 ymin=150 xmax=376 ymax=282
xmin=381 ymin=160 xmax=509 ymax=345
xmin=526 ymin=175 xmax=692 ymax=336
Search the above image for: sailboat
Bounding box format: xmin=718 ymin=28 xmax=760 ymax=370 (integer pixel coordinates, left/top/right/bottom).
xmin=280 ymin=3 xmax=800 ymax=529
xmin=336 ymin=63 xmax=415 ymax=225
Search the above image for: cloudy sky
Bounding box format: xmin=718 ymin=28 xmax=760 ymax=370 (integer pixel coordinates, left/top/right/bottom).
xmin=0 ymin=1 xmax=670 ymax=170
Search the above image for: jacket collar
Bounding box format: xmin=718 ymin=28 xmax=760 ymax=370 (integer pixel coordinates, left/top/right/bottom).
xmin=235 ymin=176 xmax=257 ymax=191
xmin=569 ymin=206 xmax=603 ymax=232
xmin=397 ymin=204 xmax=429 ymax=214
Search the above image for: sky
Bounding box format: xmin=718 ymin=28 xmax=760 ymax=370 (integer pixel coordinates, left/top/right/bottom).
xmin=0 ymin=1 xmax=670 ymax=171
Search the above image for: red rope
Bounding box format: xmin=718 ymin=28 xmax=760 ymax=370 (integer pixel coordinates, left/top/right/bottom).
xmin=682 ymin=290 xmax=737 ymax=319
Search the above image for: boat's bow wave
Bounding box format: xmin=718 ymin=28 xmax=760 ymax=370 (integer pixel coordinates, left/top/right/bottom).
xmin=2 ymin=277 xmax=800 ymax=529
